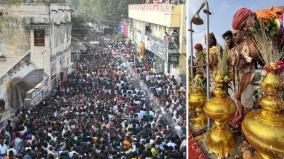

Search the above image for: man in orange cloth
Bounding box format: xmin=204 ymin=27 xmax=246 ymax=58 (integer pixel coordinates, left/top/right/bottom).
xmin=232 ymin=7 xmax=284 ymax=51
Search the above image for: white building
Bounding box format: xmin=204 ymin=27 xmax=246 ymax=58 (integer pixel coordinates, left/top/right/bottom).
xmin=0 ymin=3 xmax=72 ymax=116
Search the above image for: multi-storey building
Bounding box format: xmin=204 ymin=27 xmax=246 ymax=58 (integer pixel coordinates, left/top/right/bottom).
xmin=0 ymin=2 xmax=72 ymax=117
xmin=128 ymin=3 xmax=186 ymax=80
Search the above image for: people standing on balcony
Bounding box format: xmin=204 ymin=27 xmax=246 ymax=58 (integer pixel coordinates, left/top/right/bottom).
xmin=164 ymin=32 xmax=171 ymax=44
xmin=171 ymin=29 xmax=179 ymax=49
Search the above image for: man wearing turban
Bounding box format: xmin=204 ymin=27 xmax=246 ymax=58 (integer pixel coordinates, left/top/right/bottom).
xmin=232 ymin=7 xmax=284 ymax=50
xmin=232 ymin=8 xmax=255 ymax=31
xmin=194 ymin=43 xmax=206 ymax=75
xmin=230 ymin=8 xmax=262 ymax=121
xmin=232 ymin=7 xmax=284 ymax=31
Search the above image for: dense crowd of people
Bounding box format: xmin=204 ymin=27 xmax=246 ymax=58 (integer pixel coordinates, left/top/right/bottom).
xmin=0 ymin=34 xmax=186 ymax=159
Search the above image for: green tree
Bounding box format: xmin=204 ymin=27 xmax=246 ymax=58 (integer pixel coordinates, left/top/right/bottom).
xmin=75 ymin=0 xmax=140 ymax=27
xmin=66 ymin=0 xmax=80 ymax=10
xmin=5 ymin=0 xmax=67 ymax=4
xmin=71 ymin=15 xmax=90 ymax=40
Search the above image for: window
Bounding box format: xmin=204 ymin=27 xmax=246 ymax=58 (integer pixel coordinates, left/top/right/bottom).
xmin=71 ymin=52 xmax=78 ymax=62
xmin=169 ymin=54 xmax=179 ymax=63
xmin=145 ymin=25 xmax=151 ymax=33
xmin=34 ymin=30 xmax=45 ymax=46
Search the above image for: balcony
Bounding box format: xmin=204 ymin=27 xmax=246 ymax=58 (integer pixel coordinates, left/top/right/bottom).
xmin=128 ymin=4 xmax=183 ymax=27
xmin=144 ymin=35 xmax=179 ymax=61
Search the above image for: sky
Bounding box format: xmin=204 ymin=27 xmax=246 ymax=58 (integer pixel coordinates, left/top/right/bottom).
xmin=188 ymin=0 xmax=284 ymax=48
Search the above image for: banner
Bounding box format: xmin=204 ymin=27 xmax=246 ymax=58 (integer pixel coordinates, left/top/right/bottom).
xmin=140 ymin=41 xmax=145 ymax=60
xmin=119 ymin=20 xmax=129 ymax=38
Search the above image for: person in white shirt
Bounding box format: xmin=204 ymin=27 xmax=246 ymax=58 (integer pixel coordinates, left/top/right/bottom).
xmin=167 ymin=140 xmax=177 ymax=149
xmin=0 ymin=141 xmax=8 ymax=159
xmin=6 ymin=148 xmax=17 ymax=157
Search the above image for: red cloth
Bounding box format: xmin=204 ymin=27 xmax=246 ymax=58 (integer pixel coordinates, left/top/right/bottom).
xmin=194 ymin=43 xmax=203 ymax=50
xmin=188 ymin=133 xmax=207 ymax=159
xmin=232 ymin=8 xmax=254 ymax=30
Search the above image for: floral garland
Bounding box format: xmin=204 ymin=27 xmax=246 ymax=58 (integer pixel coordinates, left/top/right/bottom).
xmin=264 ymin=60 xmax=284 ymax=74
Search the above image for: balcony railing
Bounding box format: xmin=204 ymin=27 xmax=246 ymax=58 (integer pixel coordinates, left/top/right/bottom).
xmin=145 ymin=35 xmax=179 ymax=60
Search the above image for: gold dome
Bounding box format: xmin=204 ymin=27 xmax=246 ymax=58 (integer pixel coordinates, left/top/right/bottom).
xmin=242 ymin=72 xmax=284 ymax=159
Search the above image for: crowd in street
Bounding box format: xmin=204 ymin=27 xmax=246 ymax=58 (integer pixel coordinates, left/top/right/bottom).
xmin=0 ymin=34 xmax=186 ymax=159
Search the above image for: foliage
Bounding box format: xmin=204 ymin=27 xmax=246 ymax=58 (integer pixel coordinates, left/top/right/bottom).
xmin=215 ymin=46 xmax=231 ymax=85
xmin=218 ymin=46 xmax=229 ymax=77
xmin=250 ymin=22 xmax=282 ymax=65
xmin=4 ymin=0 xmax=66 ymax=4
xmin=66 ymin=0 xmax=79 ymax=10
xmin=71 ymin=15 xmax=91 ymax=40
xmin=75 ymin=0 xmax=140 ymax=26
xmin=115 ymin=33 xmax=122 ymax=41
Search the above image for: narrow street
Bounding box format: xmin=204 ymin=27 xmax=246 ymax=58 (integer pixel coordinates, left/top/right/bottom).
xmin=1 ymin=33 xmax=186 ymax=158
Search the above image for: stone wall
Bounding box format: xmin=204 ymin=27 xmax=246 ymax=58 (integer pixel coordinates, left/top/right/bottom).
xmin=1 ymin=17 xmax=30 ymax=56
xmin=0 ymin=3 xmax=72 ymax=111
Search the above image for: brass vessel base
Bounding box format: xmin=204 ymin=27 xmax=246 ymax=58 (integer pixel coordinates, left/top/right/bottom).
xmin=255 ymin=151 xmax=280 ymax=159
xmin=189 ymin=113 xmax=207 ymax=130
xmin=241 ymin=72 xmax=284 ymax=159
xmin=242 ymin=110 xmax=284 ymax=159
xmin=205 ymin=122 xmax=237 ymax=158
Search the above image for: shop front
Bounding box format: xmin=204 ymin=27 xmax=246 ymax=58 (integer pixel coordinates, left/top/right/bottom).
xmin=144 ymin=36 xmax=168 ymax=74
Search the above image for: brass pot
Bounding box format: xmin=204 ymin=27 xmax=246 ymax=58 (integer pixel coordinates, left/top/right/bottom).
xmin=203 ymin=77 xmax=237 ymax=157
xmin=189 ymin=82 xmax=207 ymax=129
xmin=242 ymin=72 xmax=284 ymax=159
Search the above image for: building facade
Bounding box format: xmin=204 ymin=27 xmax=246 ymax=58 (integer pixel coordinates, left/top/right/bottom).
xmin=128 ymin=4 xmax=186 ymax=80
xmin=0 ymin=3 xmax=72 ymax=114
